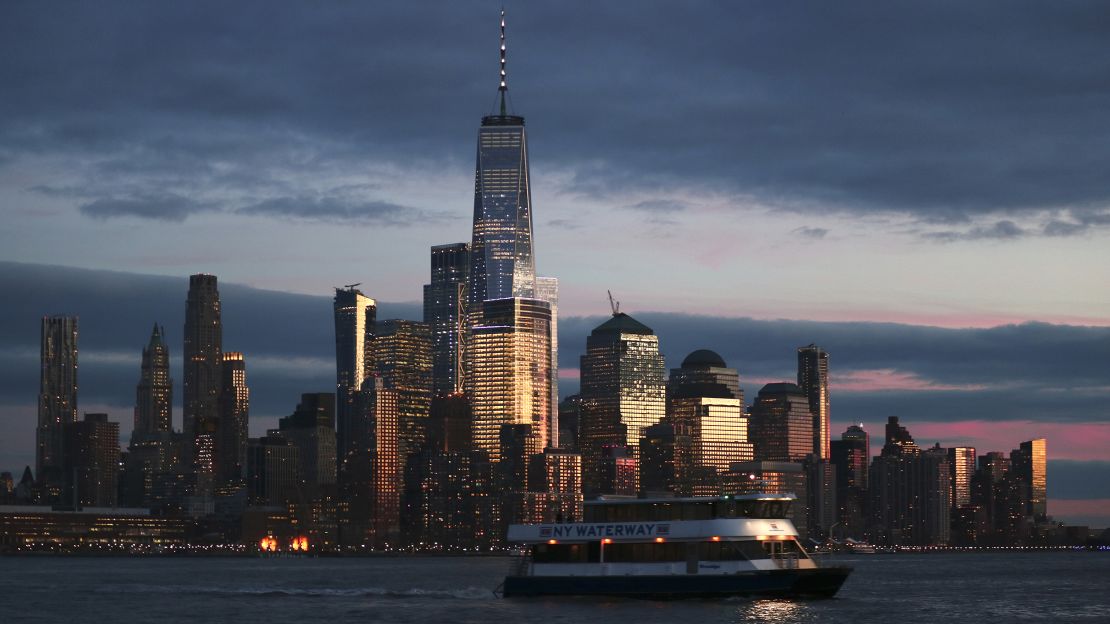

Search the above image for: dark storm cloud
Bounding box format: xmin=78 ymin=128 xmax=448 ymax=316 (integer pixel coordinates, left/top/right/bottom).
xmin=79 ymin=194 xmax=214 ymax=222
xmin=4 ymin=2 xmax=1110 ymax=228
xmin=236 ymin=195 xmax=435 ymax=226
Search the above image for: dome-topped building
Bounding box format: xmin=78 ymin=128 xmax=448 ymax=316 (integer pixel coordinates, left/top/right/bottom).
xmin=668 ymin=348 xmax=742 ymax=403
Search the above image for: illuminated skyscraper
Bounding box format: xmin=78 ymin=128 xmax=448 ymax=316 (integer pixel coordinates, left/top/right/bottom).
xmin=218 ymin=352 xmax=249 ymax=486
xmin=467 ymin=298 xmax=552 ymax=461
xmin=535 ymin=276 xmax=559 ymax=447
xmin=423 ymin=243 xmax=469 ymax=395
xmin=1016 ymin=438 xmax=1047 ymax=520
xmin=467 ymin=11 xmax=536 ymax=311
xmin=797 ymin=344 xmax=830 ymax=460
xmin=135 ymin=324 xmax=172 ymax=435
xmin=578 ymin=312 xmax=666 ymax=496
xmin=184 ymin=274 xmax=222 ymax=443
xmin=36 ymin=315 xmax=78 ymax=489
xmin=368 ymin=319 xmax=433 ymax=461
xmin=948 ymin=446 xmax=976 ymax=509
xmin=749 ymin=383 xmax=814 ymax=462
xmin=340 ymin=377 xmax=399 ymax=549
xmin=669 ymin=386 xmax=754 ymax=474
xmin=333 ymin=285 xmax=376 ymax=461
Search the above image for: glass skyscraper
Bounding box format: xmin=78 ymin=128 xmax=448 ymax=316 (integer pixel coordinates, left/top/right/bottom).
xmin=184 ymin=274 xmax=222 ymax=447
xmin=423 ymin=243 xmax=469 ymax=396
xmin=333 ymin=286 xmax=376 ymax=460
xmin=467 ymin=11 xmax=536 ymax=313
xmin=534 ymin=276 xmax=559 ymax=447
xmin=797 ymin=344 xmax=830 ymax=460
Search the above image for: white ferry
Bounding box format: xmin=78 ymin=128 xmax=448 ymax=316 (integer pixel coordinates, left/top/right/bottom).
xmin=502 ymin=493 xmax=852 ymax=599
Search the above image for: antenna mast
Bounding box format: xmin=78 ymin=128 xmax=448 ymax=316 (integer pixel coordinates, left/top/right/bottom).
xmin=499 ymin=8 xmax=507 ymax=115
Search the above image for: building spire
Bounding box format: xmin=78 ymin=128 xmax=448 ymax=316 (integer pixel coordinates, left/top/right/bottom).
xmin=499 ymin=8 xmax=507 ymax=115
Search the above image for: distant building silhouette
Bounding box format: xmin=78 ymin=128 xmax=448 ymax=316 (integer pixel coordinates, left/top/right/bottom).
xmin=64 ymin=413 xmax=120 ymax=508
xmin=750 ymin=383 xmax=813 ymax=462
xmin=797 ymin=344 xmax=830 ymax=460
xmin=36 ymin=315 xmax=78 ymax=494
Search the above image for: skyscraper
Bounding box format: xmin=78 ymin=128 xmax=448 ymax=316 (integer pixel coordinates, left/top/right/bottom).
xmin=423 ymin=243 xmax=469 ymax=395
xmin=64 ymin=413 xmax=120 ymax=508
xmin=830 ymin=424 xmax=870 ymax=537
xmin=1015 ymin=438 xmax=1047 ymax=520
xmin=277 ymin=393 xmax=338 ymax=494
xmin=183 ymin=274 xmax=222 ymax=444
xmin=668 ymin=349 xmax=742 ymax=403
xmin=218 ymin=351 xmax=249 ymax=487
xmin=135 ymin=324 xmax=172 ymax=435
xmin=578 ymin=312 xmax=666 ymax=496
xmin=367 ymin=319 xmax=433 ymax=461
xmin=534 ymin=276 xmax=559 ymax=448
xmin=467 ymin=11 xmax=536 ymax=311
xmin=333 ymin=285 xmax=376 ymax=461
xmin=797 ymin=344 xmax=830 ymax=460
xmin=749 ymin=383 xmax=814 ymax=462
xmin=669 ymin=384 xmax=754 ymax=475
xmin=869 ymin=419 xmax=950 ymax=545
xmin=36 ymin=315 xmax=78 ymax=489
xmin=467 ymin=298 xmax=552 ymax=461
xmin=948 ymin=446 xmax=976 ymax=509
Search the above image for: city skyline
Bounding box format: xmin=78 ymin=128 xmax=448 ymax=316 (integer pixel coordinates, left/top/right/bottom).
xmin=1 ymin=3 xmax=1109 ymax=529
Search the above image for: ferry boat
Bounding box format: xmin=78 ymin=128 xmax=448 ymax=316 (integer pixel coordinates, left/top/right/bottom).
xmin=502 ymin=493 xmax=852 ymax=599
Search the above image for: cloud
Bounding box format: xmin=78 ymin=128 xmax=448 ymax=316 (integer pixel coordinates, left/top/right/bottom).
xmin=236 ymin=195 xmax=433 ymax=226
xmin=923 ymin=219 xmax=1026 ymax=242
xmin=792 ymin=226 xmax=829 ymax=239
xmin=4 ymin=2 xmax=1110 ymax=229
xmin=79 ymin=194 xmax=214 ymax=222
xmin=624 ymin=199 xmax=689 ymax=213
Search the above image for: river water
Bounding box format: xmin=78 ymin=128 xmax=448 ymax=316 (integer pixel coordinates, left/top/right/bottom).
xmin=3 ymin=552 xmax=1108 ymax=623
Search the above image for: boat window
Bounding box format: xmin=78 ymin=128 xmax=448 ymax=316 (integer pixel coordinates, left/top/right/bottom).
xmin=533 ymin=543 xmax=588 ymax=563
xmin=603 ymin=541 xmax=685 ymax=563
xmin=699 ymin=540 xmax=770 ymax=561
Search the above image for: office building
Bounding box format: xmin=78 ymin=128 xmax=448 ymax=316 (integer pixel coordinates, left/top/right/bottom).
xmin=578 ymin=312 xmax=665 ymax=496
xmin=277 ymin=393 xmax=338 ymax=494
xmin=63 ymin=413 xmax=120 ymax=508
xmin=367 ymin=319 xmax=433 ymax=461
xmin=797 ymin=344 xmax=830 ymax=460
xmin=247 ymin=435 xmax=300 ymax=506
xmin=134 ymin=324 xmax=172 ymax=435
xmin=1015 ymin=438 xmax=1047 ymax=520
xmin=333 ymin=285 xmax=376 ymax=460
xmin=749 ymin=383 xmax=814 ymax=462
xmin=423 ymin=243 xmax=470 ymax=395
xmin=534 ymin=276 xmax=559 ymax=448
xmin=830 ymin=424 xmax=870 ymax=537
xmin=668 ymin=349 xmax=742 ymax=402
xmin=948 ymin=446 xmax=976 ymax=509
xmin=869 ymin=418 xmax=950 ymax=545
xmin=183 ymin=274 xmax=222 ymax=444
xmin=36 ymin=315 xmax=79 ymax=492
xmin=639 ymin=422 xmax=696 ymax=496
xmin=467 ymin=298 xmax=553 ymax=461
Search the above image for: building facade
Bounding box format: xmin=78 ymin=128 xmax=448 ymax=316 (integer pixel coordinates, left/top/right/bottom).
xmin=749 ymin=383 xmax=814 ymax=463
xmin=36 ymin=315 xmax=79 ymax=491
xmin=333 ymin=286 xmax=376 ymax=462
xmin=423 ymin=243 xmax=470 ymax=396
xmin=797 ymin=344 xmax=830 ymax=460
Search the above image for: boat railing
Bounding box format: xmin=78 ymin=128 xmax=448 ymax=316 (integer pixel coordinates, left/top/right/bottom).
xmin=771 ymin=552 xmax=799 ymax=570
xmin=510 ymin=547 xmax=532 ymax=576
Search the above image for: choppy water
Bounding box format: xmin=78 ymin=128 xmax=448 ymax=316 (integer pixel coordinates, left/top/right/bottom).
xmin=3 ymin=553 xmax=1108 ymax=623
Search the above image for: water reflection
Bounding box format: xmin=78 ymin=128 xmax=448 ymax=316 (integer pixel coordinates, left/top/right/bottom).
xmin=735 ymin=599 xmax=809 ymax=623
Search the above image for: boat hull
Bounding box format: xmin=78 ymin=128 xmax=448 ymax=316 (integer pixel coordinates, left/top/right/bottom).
xmin=502 ymin=566 xmax=852 ymax=600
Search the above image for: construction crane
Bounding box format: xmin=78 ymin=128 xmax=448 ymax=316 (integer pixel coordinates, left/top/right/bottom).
xmin=607 ymin=290 xmax=620 ymax=316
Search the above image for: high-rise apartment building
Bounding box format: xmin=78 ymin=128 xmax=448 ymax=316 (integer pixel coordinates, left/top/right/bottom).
xmin=467 ymin=298 xmax=552 ymax=461
xmin=749 ymin=383 xmax=814 ymax=462
xmin=534 ymin=276 xmax=559 ymax=448
xmin=467 ymin=12 xmax=536 ymax=310
xmin=797 ymin=344 xmax=830 ymax=460
xmin=367 ymin=320 xmax=433 ymax=461
xmin=869 ymin=419 xmax=950 ymax=545
xmin=183 ymin=274 xmax=222 ymax=442
xmin=423 ymin=243 xmax=469 ymax=395
xmin=135 ymin=324 xmax=172 ymax=435
xmin=578 ymin=312 xmax=666 ymax=496
xmin=36 ymin=315 xmax=79 ymax=489
xmin=218 ymin=352 xmax=249 ymax=486
xmin=830 ymin=424 xmax=870 ymax=537
xmin=333 ymin=285 xmax=376 ymax=461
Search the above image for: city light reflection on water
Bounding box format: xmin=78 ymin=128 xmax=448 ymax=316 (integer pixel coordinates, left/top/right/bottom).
xmin=734 ymin=599 xmax=809 ymax=624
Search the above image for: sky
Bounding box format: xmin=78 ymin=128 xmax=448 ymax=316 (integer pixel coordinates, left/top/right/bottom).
xmin=1 ymin=2 xmax=1108 ymax=525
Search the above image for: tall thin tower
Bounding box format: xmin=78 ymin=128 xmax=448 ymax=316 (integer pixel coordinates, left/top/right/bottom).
xmin=797 ymin=344 xmax=831 ymax=460
xmin=135 ymin=324 xmax=172 ymax=435
xmin=468 ymin=9 xmax=536 ymax=312
xmin=333 ymin=285 xmax=376 ymax=460
xmin=36 ymin=316 xmax=78 ymax=487
xmin=183 ymin=275 xmax=223 ymax=442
